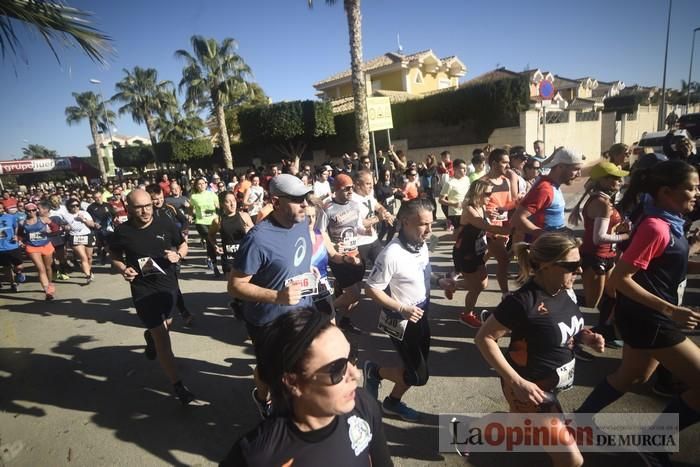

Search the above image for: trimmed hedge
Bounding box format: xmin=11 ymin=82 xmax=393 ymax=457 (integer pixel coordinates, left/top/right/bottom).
xmin=113 ymin=138 xmax=213 ymax=168
xmin=238 ymin=100 xmax=335 ymax=145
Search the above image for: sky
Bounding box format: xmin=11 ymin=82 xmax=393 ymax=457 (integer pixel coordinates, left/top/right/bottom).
xmin=1 ymin=0 xmax=698 ymax=160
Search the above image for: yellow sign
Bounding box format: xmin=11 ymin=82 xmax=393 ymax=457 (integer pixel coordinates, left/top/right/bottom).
xmin=367 ymin=97 xmax=393 ymax=132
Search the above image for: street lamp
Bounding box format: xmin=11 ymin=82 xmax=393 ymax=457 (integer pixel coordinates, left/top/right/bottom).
xmin=89 ymin=78 xmax=114 ymax=179
xmin=658 ymin=0 xmax=672 ymax=131
xmin=687 ymin=27 xmax=700 ymax=111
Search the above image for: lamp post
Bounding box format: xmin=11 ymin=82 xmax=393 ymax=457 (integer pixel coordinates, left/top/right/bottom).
xmin=687 ymin=27 xmax=700 ymax=112
xmin=658 ymin=0 xmax=673 ymax=131
xmin=89 ymin=78 xmax=114 ymax=179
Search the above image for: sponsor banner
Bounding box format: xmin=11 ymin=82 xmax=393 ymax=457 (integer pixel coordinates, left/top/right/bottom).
xmin=439 ymin=413 xmax=679 ymax=453
xmin=0 ymin=158 xmax=73 ymax=175
xmin=367 ymin=96 xmax=393 ymax=132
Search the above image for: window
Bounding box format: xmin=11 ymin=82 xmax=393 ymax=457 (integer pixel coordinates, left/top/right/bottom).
xmin=438 ymin=79 xmax=451 ymax=89
xmin=414 ymin=71 xmax=423 ymax=84
xmin=371 ymin=80 xmax=382 ymax=92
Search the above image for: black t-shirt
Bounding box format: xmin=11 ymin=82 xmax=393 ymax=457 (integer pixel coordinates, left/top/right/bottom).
xmin=220 ymin=213 xmax=248 ymax=260
xmin=87 ymin=202 xmax=115 ymax=229
xmin=220 ymin=389 xmax=392 ymax=467
xmin=109 ymin=216 xmax=183 ymax=298
xmin=493 ymin=280 xmax=584 ymax=385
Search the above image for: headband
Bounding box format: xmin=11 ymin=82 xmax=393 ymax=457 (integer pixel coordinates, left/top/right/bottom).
xmin=281 ymin=312 xmax=331 ymax=372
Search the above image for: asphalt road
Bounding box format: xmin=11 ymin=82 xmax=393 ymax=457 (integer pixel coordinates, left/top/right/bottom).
xmin=1 ymin=180 xmax=699 ymax=467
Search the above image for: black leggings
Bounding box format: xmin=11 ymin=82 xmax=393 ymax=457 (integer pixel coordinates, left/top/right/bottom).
xmin=390 ymin=300 xmax=431 ymax=387
xmin=195 ymin=223 xmax=217 ymax=262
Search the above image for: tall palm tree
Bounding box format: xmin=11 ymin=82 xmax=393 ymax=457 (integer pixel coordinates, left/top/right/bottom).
xmin=0 ymin=0 xmax=113 ymax=65
xmin=155 ymin=108 xmax=205 ymax=142
xmin=111 ymin=66 xmax=176 ymax=165
xmin=309 ymin=0 xmax=370 ymax=155
xmin=65 ymin=91 xmax=116 ymax=181
xmin=175 ymin=35 xmax=252 ymax=169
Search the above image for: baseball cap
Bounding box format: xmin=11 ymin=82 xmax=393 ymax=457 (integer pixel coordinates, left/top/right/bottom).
xmin=334 ymin=174 xmax=353 ymax=190
xmin=269 ymin=174 xmax=312 ymax=197
xmin=24 ymin=202 xmax=37 ymax=210
xmin=542 ymin=148 xmax=584 ymax=169
xmin=589 ymin=161 xmax=629 ymax=180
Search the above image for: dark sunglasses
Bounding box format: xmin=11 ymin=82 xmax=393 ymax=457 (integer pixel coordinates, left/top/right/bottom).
xmin=553 ymin=260 xmax=582 ymax=273
xmin=26 ymin=209 xmax=37 ymax=212
xmin=68 ymin=204 xmax=79 ymax=208
xmin=282 ymin=195 xmax=307 ymax=204
xmin=341 ymin=186 xmax=354 ymax=192
xmin=312 ymin=346 xmax=359 ymax=385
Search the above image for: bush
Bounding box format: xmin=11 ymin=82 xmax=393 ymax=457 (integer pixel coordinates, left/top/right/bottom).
xmin=238 ymin=100 xmax=335 ymax=146
xmin=156 ymin=138 xmax=213 ymax=162
xmin=113 ymin=145 xmax=154 ymax=168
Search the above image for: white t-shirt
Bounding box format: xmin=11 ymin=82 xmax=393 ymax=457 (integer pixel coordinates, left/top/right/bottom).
xmin=313 ymin=180 xmax=332 ymax=202
xmin=350 ymin=191 xmax=379 ymax=246
xmin=61 ymin=210 xmax=93 ymax=236
xmin=366 ymin=238 xmax=430 ymax=306
xmin=439 ymin=176 xmax=470 ymax=216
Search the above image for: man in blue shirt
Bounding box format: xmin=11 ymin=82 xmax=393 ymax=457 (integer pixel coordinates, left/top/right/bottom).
xmin=0 ymin=202 xmax=24 ymax=291
xmin=229 ymin=174 xmax=313 ymax=418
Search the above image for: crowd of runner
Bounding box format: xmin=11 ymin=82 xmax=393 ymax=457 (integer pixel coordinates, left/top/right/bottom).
xmin=1 ymin=135 xmax=699 ymax=466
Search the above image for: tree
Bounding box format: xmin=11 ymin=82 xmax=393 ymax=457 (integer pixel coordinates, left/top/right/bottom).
xmin=0 ymin=0 xmax=113 ymax=65
xmin=111 ymin=66 xmax=176 ymax=164
xmin=214 ymin=82 xmax=270 ymax=144
xmin=21 ymin=143 xmax=58 ymax=159
xmin=155 ymin=108 xmax=205 ymax=142
xmin=65 ymin=91 xmax=115 ymax=181
xmin=175 ymin=35 xmax=252 ymax=170
xmin=308 ymin=0 xmax=370 ymax=155
xmin=681 ymin=79 xmax=700 ymax=105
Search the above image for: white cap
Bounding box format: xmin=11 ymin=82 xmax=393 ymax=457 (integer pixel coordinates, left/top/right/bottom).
xmin=542 ymin=148 xmax=584 ymax=168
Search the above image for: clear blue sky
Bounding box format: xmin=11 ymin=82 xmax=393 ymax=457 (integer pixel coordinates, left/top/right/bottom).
xmin=1 ymin=0 xmax=698 ymax=160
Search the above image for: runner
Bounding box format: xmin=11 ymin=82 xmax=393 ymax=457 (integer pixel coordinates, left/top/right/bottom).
xmin=475 ymin=233 xmax=605 ymax=467
xmin=438 ymin=158 xmax=470 ymax=239
xmin=208 ymin=191 xmax=254 ymax=280
xmin=109 ymin=189 xmax=198 ymax=405
xmin=0 ymin=202 xmax=23 ymax=291
xmin=190 ymin=177 xmax=221 ymax=277
xmin=47 ymin=194 xmax=70 ymax=281
xmin=352 ymin=170 xmax=394 ymax=266
xmin=220 ymin=308 xmax=392 ymax=466
xmin=577 ymin=161 xmax=700 ymax=466
xmin=19 ymin=202 xmax=56 ymax=300
xmin=228 ymin=174 xmax=314 ymax=418
xmin=242 ymin=175 xmax=265 ymax=220
xmin=87 ymin=191 xmax=116 ymax=265
xmin=61 ymin=198 xmax=97 ymax=284
xmin=363 ymin=198 xmax=436 ymax=422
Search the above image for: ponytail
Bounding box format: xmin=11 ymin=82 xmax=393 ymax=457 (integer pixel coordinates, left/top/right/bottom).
xmin=567 ymin=179 xmax=596 ymax=227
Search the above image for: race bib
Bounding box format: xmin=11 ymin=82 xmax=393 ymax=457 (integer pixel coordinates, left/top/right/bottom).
xmin=73 ymin=235 xmax=89 ymax=245
xmin=555 ymin=359 xmax=575 ymax=391
xmin=117 ymin=215 xmax=128 ymax=223
xmin=225 ymin=243 xmax=240 ymax=254
xmin=202 ymin=209 xmax=215 ymax=219
xmin=29 ymin=231 xmax=47 ymax=242
xmin=378 ymin=309 xmax=408 ymax=341
xmin=137 ymin=257 xmax=167 ymax=277
xmin=285 ymin=272 xmax=319 ymax=297
xmin=338 ymin=236 xmax=357 ymax=254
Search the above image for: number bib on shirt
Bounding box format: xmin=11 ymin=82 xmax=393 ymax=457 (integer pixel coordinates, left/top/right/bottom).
xmin=29 ymin=231 xmax=47 ymax=242
xmin=73 ymin=235 xmax=89 ymax=245
xmin=225 ymin=243 xmax=239 ymax=255
xmin=378 ymin=309 xmax=408 ymax=341
xmin=117 ymin=215 xmax=128 ymax=223
xmin=555 ymin=359 xmax=575 ymax=392
xmin=285 ymin=272 xmax=319 ymax=297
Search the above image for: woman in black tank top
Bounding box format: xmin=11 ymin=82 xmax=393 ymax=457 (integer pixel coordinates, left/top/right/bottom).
xmin=208 ymin=192 xmax=253 ymax=279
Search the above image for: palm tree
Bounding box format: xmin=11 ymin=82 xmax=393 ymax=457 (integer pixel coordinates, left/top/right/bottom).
xmin=308 ymin=0 xmax=370 ymax=155
xmin=0 ymin=0 xmax=113 ymax=65
xmin=65 ymin=91 xmax=115 ymax=181
xmin=21 ymin=143 xmax=58 ymax=159
xmin=175 ymin=35 xmax=252 ymax=169
xmin=156 ymin=108 xmax=205 ymax=142
xmin=111 ymin=66 xmax=176 ymax=165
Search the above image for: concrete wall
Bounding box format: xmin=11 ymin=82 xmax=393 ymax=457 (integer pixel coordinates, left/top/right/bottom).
xmin=539 ymin=110 xmax=602 ymax=160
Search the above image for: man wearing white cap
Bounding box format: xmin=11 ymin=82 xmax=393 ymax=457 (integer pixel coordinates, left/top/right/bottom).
xmin=228 ymin=173 xmax=315 ymax=418
xmin=512 ymin=147 xmax=583 ymax=238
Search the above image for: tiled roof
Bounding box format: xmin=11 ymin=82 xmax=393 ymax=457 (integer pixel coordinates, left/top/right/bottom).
xmin=327 ymin=89 xmax=428 ymax=114
xmin=567 ymin=98 xmax=599 ymax=111
xmin=553 ymin=75 xmax=580 ymax=90
xmin=460 ymin=67 xmax=520 ymax=87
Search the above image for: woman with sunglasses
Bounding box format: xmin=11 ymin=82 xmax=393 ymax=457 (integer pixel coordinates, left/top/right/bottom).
xmin=577 ymin=161 xmax=700 ymax=466
xmin=62 ymin=198 xmax=98 ymax=284
xmin=220 ymin=308 xmax=391 ymax=467
xmin=20 ymin=202 xmax=56 ymax=299
xmin=208 ymin=191 xmax=253 ymax=281
xmin=475 ymin=233 xmax=605 ymax=467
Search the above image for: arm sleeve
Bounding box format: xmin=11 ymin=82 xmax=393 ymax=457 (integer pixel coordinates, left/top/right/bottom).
xmin=492 ymin=294 xmax=526 ymax=331
xmin=620 ymin=218 xmax=670 ymax=270
xmin=592 ymin=217 xmax=625 ymax=244
xmin=520 ymin=181 xmax=552 ymax=215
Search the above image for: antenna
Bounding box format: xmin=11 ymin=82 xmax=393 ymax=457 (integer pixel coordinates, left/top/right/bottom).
xmin=397 ymin=33 xmax=403 ymax=54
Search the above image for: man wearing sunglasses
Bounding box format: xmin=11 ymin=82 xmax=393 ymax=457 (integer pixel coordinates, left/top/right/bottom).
xmin=229 ymin=173 xmax=315 ymax=418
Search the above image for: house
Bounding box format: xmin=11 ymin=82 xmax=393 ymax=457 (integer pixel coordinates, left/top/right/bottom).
xmin=88 ymin=134 xmax=149 ymax=176
xmin=462 ymin=67 xmax=567 ymax=109
xmin=313 ymin=49 xmax=466 ymax=112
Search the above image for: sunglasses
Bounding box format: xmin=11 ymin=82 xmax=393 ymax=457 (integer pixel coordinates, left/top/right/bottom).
xmin=341 ymin=186 xmax=354 ymax=192
xmin=282 ymin=195 xmax=307 ymax=204
xmin=26 ymin=209 xmax=37 ymax=212
xmin=69 ymin=204 xmax=79 ymax=208
xmin=311 ymin=346 xmax=359 ymax=385
xmin=553 ymin=260 xmax=582 ymax=273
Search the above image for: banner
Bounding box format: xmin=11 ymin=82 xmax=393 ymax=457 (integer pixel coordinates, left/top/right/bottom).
xmin=0 ymin=158 xmax=73 ymax=175
xmin=367 ymin=96 xmax=393 ymax=132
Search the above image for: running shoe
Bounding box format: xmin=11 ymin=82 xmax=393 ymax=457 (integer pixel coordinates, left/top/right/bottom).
xmin=144 ymin=330 xmax=157 ymax=360
xmin=45 ymin=284 xmax=55 ymax=301
xmin=363 ymin=360 xmax=381 ymax=400
xmin=10 ymin=282 xmax=18 ymax=293
xmin=181 ymin=310 xmax=194 ymax=327
xmin=173 ymin=382 xmax=196 ymax=406
xmin=213 ymin=267 xmax=221 ymax=278
xmin=382 ymin=397 xmax=419 ymax=422
xmin=85 ymin=273 xmax=94 ymax=285
xmin=251 ymin=388 xmax=273 ymax=419
xmin=479 ymin=309 xmax=491 ymax=323
xmin=459 ymin=311 xmax=482 ymax=329
xmin=55 ymin=272 xmax=71 ymax=281
xmin=338 ymin=316 xmax=363 ymax=335
xmin=206 ymin=258 xmax=213 ymax=270
xmin=574 ymin=346 xmax=595 ymax=362
xmin=15 ymin=272 xmax=26 ymax=283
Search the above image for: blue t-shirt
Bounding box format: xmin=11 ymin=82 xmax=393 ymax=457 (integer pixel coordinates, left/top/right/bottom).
xmin=22 ymin=220 xmax=51 ymax=247
xmin=14 ymin=212 xmax=27 ymax=225
xmin=543 ymin=184 xmax=566 ymax=230
xmin=0 ymin=214 xmax=19 ymax=251
xmin=233 ymin=217 xmax=312 ymax=326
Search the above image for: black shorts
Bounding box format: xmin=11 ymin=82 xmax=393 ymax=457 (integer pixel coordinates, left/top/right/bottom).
xmin=221 ymin=257 xmax=235 ymax=273
xmin=329 ymin=259 xmax=365 ymax=289
xmin=581 ymin=253 xmax=615 ymax=275
xmin=358 ymin=240 xmax=383 ymax=266
xmin=245 ymin=320 xmax=267 ymax=348
xmin=389 ymin=300 xmax=431 ymax=387
xmin=70 ymin=233 xmax=96 ymax=248
xmin=448 ymin=215 xmax=461 ymax=228
xmin=615 ymin=294 xmax=685 ymax=349
xmin=0 ymin=248 xmax=22 ymax=267
xmin=452 ymin=248 xmax=486 ymax=274
xmin=133 ymin=289 xmax=177 ymax=329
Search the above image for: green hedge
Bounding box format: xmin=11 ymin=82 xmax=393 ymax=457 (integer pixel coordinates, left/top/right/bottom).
xmin=603 ymin=94 xmax=647 ymax=114
xmin=238 ymin=100 xmax=335 ymax=145
xmin=113 ymin=145 xmax=155 ymax=168
xmin=113 ymin=138 xmax=213 ymax=168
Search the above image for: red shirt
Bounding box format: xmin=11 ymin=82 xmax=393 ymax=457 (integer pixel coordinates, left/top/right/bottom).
xmin=438 ymin=160 xmax=454 ymax=177
xmin=159 ymin=181 xmax=171 ymax=197
xmin=1 ymin=197 xmax=18 ymax=213
xmin=621 ymin=218 xmax=670 ymax=270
